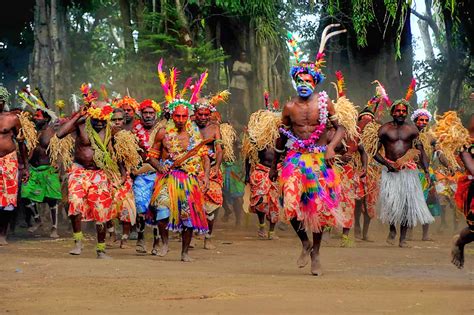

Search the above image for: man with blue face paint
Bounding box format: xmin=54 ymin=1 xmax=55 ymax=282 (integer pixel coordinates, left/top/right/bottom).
xmin=270 ymin=25 xmax=347 ymax=276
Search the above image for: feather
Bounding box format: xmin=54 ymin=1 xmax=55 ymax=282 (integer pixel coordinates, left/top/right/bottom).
xmin=169 ymin=68 xmax=178 ymax=101
xmin=80 ymin=83 xmax=90 ymax=97
xmin=264 ymin=90 xmax=269 ymax=109
xmin=335 ymin=71 xmax=345 ymax=97
xmin=287 ymin=32 xmax=302 ymax=64
xmin=210 ymin=90 xmax=230 ymax=107
xmin=190 ymin=71 xmax=208 ymax=105
xmin=100 ymin=85 xmax=109 ymax=101
xmin=180 ymin=77 xmax=193 ymax=99
xmin=405 ymin=78 xmax=416 ymax=101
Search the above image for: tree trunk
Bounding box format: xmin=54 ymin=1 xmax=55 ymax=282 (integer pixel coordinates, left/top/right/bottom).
xmin=119 ymin=0 xmax=133 ymax=52
xmin=418 ymin=19 xmax=434 ymax=60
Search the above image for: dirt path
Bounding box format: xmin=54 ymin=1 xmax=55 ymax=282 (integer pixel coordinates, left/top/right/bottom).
xmin=0 ymin=220 xmax=472 ymax=314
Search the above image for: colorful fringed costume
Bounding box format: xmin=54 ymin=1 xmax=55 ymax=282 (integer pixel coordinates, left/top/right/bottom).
xmin=418 ymin=167 xmax=441 ymax=217
xmin=279 ymin=93 xmax=342 ymax=232
xmin=198 ymin=166 xmax=223 ymax=215
xmin=338 ymin=164 xmax=356 ymax=228
xmin=222 ymin=162 xmax=245 ymax=199
xmin=0 ymin=152 xmax=19 ymax=208
xmin=455 ymin=143 xmax=474 ymax=230
xmin=150 ymin=120 xmax=209 ymax=233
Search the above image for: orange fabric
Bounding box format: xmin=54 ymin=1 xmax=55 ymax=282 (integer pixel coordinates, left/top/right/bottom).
xmin=455 ymin=175 xmax=473 ymax=218
xmin=198 ymin=166 xmax=223 ymax=213
xmin=113 ymin=176 xmax=136 ymax=225
xmin=339 ymin=165 xmax=356 ymax=228
xmin=249 ymin=163 xmax=280 ymax=223
xmin=0 ymin=151 xmax=19 ymax=207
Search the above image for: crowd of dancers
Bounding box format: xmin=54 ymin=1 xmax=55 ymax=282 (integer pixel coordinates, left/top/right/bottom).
xmin=0 ymin=25 xmax=472 ymax=275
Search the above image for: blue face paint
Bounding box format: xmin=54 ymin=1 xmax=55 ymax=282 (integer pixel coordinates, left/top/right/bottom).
xmin=296 ymin=81 xmax=314 ymax=98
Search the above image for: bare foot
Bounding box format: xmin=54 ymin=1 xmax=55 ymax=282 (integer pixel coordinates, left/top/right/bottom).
xmin=69 ymin=241 xmax=82 ymax=255
xmin=422 ymin=236 xmax=434 ymax=241
xmin=268 ymin=231 xmax=279 ymax=240
xmin=354 ymin=228 xmax=362 ymax=240
xmin=362 ymin=236 xmax=374 ymax=242
xmin=310 ymin=252 xmax=322 ymax=276
xmin=181 ymin=253 xmax=194 ymax=262
xmin=49 ymin=228 xmax=59 ymax=239
xmin=135 ymin=240 xmax=147 ymax=254
xmin=297 ymin=242 xmax=312 ymax=268
xmin=0 ymin=235 xmax=8 ymax=246
xmin=96 ymin=251 xmax=112 ymax=259
xmin=157 ymin=245 xmax=169 ymax=257
xmin=28 ymin=222 xmax=42 ymax=233
xmin=386 ymin=231 xmax=396 ymax=245
xmin=451 ymin=235 xmax=464 ymax=269
xmin=189 ymin=239 xmax=196 ymax=248
xmin=120 ymin=240 xmax=130 ymax=249
xmin=204 ymin=238 xmax=216 ymax=250
xmin=399 ymin=241 xmax=411 ymax=248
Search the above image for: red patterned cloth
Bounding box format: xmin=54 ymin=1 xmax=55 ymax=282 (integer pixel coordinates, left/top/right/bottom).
xmin=354 ymin=166 xmax=379 ymax=219
xmin=249 ymin=163 xmax=280 ymax=223
xmin=113 ymin=175 xmax=136 ymax=225
xmin=67 ymin=164 xmax=114 ymax=223
xmin=455 ymin=175 xmax=474 ymax=218
xmin=339 ymin=164 xmax=356 ymax=228
xmin=0 ymin=151 xmax=19 ymax=207
xmin=198 ymin=166 xmax=223 ymax=214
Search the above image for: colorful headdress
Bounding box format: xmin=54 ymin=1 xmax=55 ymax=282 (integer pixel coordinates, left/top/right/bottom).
xmin=194 ymin=90 xmax=230 ymax=112
xmin=359 ymin=80 xmax=391 ymax=119
xmin=263 ymin=90 xmax=280 ymax=112
xmin=18 ymin=85 xmax=58 ymax=120
xmin=80 ymin=83 xmax=98 ymax=105
xmin=288 ymin=24 xmax=346 ymax=85
xmin=411 ymin=100 xmax=432 ymax=122
xmin=139 ymin=99 xmax=161 ymax=115
xmin=114 ymin=96 xmax=139 ymax=111
xmin=87 ymin=104 xmax=114 ymax=121
xmin=157 ymin=58 xmax=208 ymax=114
xmin=391 ymin=78 xmax=416 ymax=111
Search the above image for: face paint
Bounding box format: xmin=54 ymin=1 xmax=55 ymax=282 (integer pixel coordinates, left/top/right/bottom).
xmin=415 ymin=115 xmax=429 ymax=130
xmin=296 ymin=74 xmax=315 ymax=98
xmin=172 ymin=105 xmax=189 ymax=129
xmin=34 ymin=110 xmax=48 ymax=129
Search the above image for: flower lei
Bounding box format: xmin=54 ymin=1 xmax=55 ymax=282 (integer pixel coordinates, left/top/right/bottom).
xmin=133 ymin=120 xmax=152 ymax=151
xmin=87 ymin=105 xmax=113 ymax=121
xmin=279 ymin=91 xmax=328 ymax=152
xmin=164 ymin=119 xmax=207 ymax=175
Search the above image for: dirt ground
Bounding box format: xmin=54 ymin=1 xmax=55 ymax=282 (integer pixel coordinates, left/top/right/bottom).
xmin=0 ymin=216 xmax=472 ymax=315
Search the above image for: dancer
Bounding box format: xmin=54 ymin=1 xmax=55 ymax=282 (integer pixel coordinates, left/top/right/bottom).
xmin=21 ymin=108 xmax=62 ymax=238
xmin=194 ymin=92 xmax=229 ymax=249
xmin=148 ymin=60 xmax=210 ymax=261
xmin=105 ymin=107 xmax=141 ymax=248
xmin=329 ymin=72 xmax=361 ymax=247
xmin=0 ymin=86 xmax=30 ymax=245
xmin=243 ymin=91 xmax=282 ymax=239
xmin=132 ymin=99 xmax=161 ymax=254
xmin=411 ymin=100 xmax=441 ymax=240
xmin=433 ymin=112 xmax=472 ymax=269
xmin=270 ymin=26 xmax=347 ymax=276
xmin=55 ymin=84 xmax=133 ymax=258
xmin=372 ymin=79 xmax=434 ymax=247
xmin=114 ymin=96 xmax=139 ymax=131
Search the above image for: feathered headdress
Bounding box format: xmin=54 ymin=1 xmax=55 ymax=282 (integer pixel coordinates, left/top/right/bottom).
xmin=288 ymin=24 xmax=346 ymax=85
xmin=330 ymin=70 xmax=346 ymax=98
xmin=194 ymin=90 xmax=230 ymax=112
xmin=78 ymin=83 xmax=113 ymax=120
xmin=359 ymin=80 xmax=392 ymax=120
xmin=391 ymin=78 xmax=416 ymax=111
xmin=411 ymin=100 xmax=432 ymax=122
xmin=18 ymin=85 xmax=58 ymax=120
xmin=157 ymin=58 xmax=208 ymax=114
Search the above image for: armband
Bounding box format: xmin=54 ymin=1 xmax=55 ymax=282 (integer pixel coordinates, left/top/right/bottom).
xmin=274 ymin=147 xmax=285 ymax=154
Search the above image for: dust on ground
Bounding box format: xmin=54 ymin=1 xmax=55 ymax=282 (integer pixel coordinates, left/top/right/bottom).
xmin=0 ymin=217 xmax=472 ymax=314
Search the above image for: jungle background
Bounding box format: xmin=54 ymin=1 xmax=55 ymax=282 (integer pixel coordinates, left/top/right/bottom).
xmin=0 ymin=0 xmax=472 ymax=123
